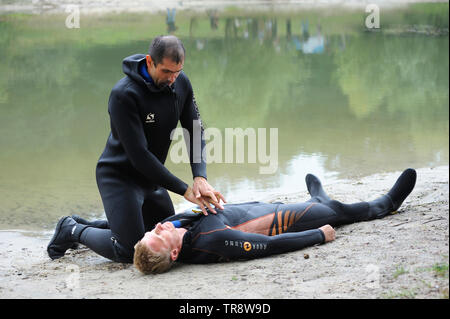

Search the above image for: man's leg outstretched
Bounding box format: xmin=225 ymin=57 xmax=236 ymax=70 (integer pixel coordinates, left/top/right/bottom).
xmin=276 ymin=168 xmax=416 ymax=234
xmin=304 ymin=168 xmax=417 ymax=226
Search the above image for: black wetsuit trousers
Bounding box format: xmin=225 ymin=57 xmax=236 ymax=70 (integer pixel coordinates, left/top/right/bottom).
xmin=78 ymin=165 xmax=175 ymax=263
xmin=269 ymin=197 xmax=370 ymax=236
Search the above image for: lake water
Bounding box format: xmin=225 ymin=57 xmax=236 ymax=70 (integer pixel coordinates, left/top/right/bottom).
xmin=0 ymin=3 xmax=448 ymax=231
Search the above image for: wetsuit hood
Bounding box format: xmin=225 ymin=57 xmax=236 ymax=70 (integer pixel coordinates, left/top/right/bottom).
xmin=122 ymin=54 xmax=168 ymax=93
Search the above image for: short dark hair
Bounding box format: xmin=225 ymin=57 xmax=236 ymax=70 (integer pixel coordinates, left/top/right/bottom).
xmin=148 ymin=35 xmax=185 ymax=66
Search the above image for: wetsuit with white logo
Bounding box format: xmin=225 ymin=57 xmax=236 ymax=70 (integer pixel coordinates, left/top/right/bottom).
xmin=162 ymin=197 xmax=372 ymax=264
xmin=79 ymin=54 xmax=206 ymax=263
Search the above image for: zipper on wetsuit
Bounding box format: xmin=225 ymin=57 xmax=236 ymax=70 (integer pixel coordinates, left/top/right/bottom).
xmin=170 ymin=86 xmax=180 ymax=119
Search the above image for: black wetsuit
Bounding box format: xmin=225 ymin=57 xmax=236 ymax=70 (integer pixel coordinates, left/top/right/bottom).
xmin=75 ymin=168 xmax=416 ymax=264
xmin=80 ymin=54 xmax=206 ymax=263
xmin=162 ymin=198 xmax=373 ymax=264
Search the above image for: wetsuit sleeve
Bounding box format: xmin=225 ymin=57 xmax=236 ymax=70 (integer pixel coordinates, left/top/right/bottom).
xmin=187 ymin=228 xmax=325 ymax=263
xmin=179 ymin=80 xmax=207 ymax=180
xmin=108 ymin=92 xmax=188 ymax=195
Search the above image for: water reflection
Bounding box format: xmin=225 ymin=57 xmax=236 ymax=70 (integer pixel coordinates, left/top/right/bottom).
xmin=189 ymin=14 xmax=327 ymax=54
xmin=0 ymin=5 xmax=448 ymax=230
xmin=166 ymin=8 xmax=178 ymax=34
xmin=291 ymin=20 xmax=325 ymax=54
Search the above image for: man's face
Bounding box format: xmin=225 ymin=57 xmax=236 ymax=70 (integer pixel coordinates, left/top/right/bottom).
xmin=146 ymin=55 xmax=184 ymax=88
xmin=139 ymin=222 xmax=179 ymax=253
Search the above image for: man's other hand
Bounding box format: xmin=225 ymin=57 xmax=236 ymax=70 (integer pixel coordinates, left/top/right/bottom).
xmin=319 ymin=224 xmax=336 ymax=242
xmin=191 ymin=177 xmax=226 ymax=214
xmin=184 ymin=185 xmax=225 ymax=216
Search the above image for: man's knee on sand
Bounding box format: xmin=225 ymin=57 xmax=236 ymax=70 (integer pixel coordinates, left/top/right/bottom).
xmin=111 ymin=238 xmax=135 ymax=263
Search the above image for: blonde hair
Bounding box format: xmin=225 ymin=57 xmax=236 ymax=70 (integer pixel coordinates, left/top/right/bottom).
xmin=133 ymin=240 xmax=175 ymax=274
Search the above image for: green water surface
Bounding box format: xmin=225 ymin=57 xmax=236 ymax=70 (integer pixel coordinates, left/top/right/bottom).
xmin=0 ymin=3 xmax=448 ymax=230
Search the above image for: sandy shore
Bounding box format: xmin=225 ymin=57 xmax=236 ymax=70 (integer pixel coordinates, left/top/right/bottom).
xmin=0 ymin=165 xmax=448 ymax=299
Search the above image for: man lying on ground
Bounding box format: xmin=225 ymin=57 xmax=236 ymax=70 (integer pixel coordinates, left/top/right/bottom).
xmin=132 ymin=168 xmax=417 ymax=274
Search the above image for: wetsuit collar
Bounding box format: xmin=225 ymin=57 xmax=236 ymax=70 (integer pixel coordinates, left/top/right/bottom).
xmin=122 ymin=54 xmax=168 ymax=93
xmin=139 ymin=60 xmax=154 ymax=84
xmin=177 ymin=231 xmax=192 ymax=262
xmin=139 ymin=59 xmax=176 ymax=93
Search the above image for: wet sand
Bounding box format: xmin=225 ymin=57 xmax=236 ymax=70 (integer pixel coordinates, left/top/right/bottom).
xmin=0 ymin=166 xmax=448 ymax=299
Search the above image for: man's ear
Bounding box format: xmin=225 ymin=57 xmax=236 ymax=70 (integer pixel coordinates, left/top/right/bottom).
xmin=170 ymin=248 xmax=179 ymax=261
xmin=146 ymin=54 xmax=153 ymax=68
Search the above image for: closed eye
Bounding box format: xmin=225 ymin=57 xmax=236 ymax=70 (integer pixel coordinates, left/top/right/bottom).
xmin=162 ymin=69 xmax=183 ymax=74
